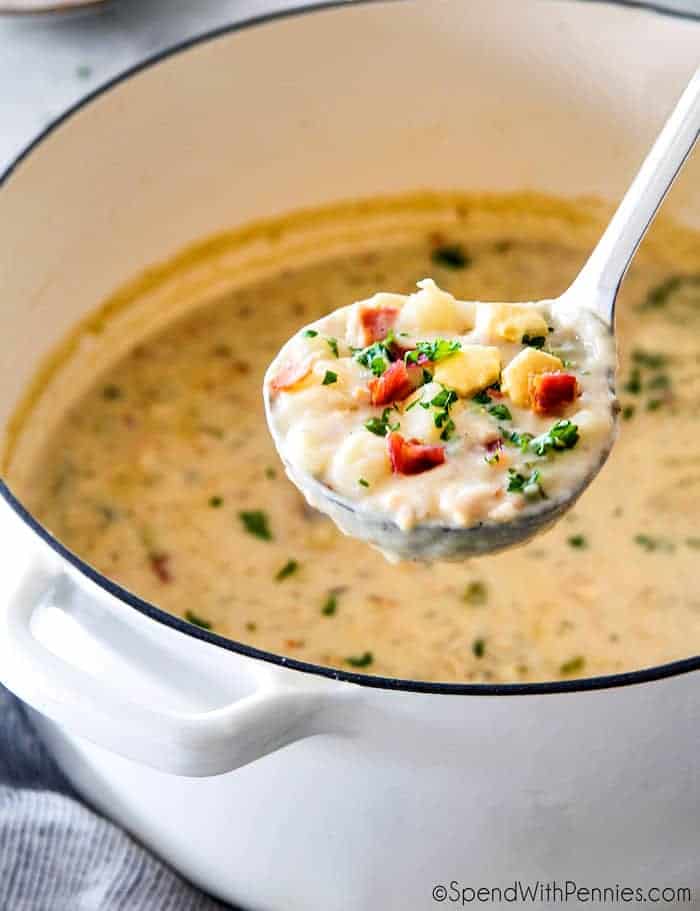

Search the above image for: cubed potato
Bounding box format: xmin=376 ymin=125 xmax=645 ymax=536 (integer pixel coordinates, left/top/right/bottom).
xmin=327 ymin=429 xmax=391 ymax=496
xmin=397 ymin=279 xmax=475 ymax=334
xmin=501 ymin=348 xmax=563 ymax=408
xmin=432 ymin=346 xmax=501 ymax=397
xmin=483 ymin=302 xmax=549 ymax=343
xmin=285 ymin=417 xmax=336 ymax=476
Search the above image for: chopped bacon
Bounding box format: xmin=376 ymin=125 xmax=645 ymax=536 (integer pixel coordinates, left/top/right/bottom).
xmin=359 ymin=305 xmax=399 ymax=345
xmin=530 ymin=372 xmax=580 ymax=415
xmin=485 ymin=437 xmax=503 ymax=454
xmin=387 ymin=432 xmax=445 ymax=475
xmin=149 ymin=552 xmax=172 ymax=583
xmin=269 ymin=357 xmax=313 ymax=394
xmin=368 ymin=360 xmax=422 ymax=406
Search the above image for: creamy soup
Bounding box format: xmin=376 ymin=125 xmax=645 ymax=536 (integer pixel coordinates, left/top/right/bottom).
xmin=265 ymin=279 xmax=615 ymax=551
xmin=8 ymin=193 xmax=700 ymax=683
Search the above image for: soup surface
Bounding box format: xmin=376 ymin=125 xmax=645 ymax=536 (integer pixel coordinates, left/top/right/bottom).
xmin=12 ymin=194 xmax=700 ymax=683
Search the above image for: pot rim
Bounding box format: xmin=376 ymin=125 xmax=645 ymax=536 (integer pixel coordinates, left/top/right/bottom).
xmin=2 ymin=0 xmax=699 ymax=697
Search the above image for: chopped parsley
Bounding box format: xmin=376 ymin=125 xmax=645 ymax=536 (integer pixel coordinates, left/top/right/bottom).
xmin=560 ymin=655 xmax=585 ymax=676
xmin=102 ymin=384 xmax=122 ymax=400
xmin=634 ymin=533 xmax=673 ymax=552
xmin=522 ymin=334 xmax=546 ymax=349
xmin=632 ymin=348 xmax=669 ymax=369
xmin=358 ymin=478 xmax=370 ymax=488
xmin=472 ymin=638 xmax=486 ymax=658
xmin=624 ymin=368 xmax=642 ymax=395
xmin=322 ymin=370 xmax=338 ymax=385
xmin=507 ymin=468 xmax=545 ymax=500
xmin=685 ymin=537 xmax=700 ymax=550
xmin=488 ymin=403 xmax=512 ymax=421
xmin=303 ymin=329 xmax=318 ymax=338
xmin=365 ymin=408 xmax=400 ymax=437
xmin=473 ymin=390 xmax=492 ymax=405
xmin=484 ymin=451 xmax=501 ymax=465
xmin=646 ymin=398 xmax=664 ymax=412
xmin=265 ymin=466 xmax=277 ymax=479
xmin=621 ymin=405 xmax=636 ymax=421
xmin=184 ymin=610 xmax=212 ymax=630
xmin=354 ymin=339 xmax=393 ymax=377
xmin=345 ymin=651 xmax=373 ymax=668
xmin=529 ymin=419 xmax=579 ymax=456
xmin=208 ymin=495 xmax=223 ymax=508
xmin=239 ymin=510 xmax=272 ymax=540
xmin=425 ymin=385 xmax=458 ymax=441
xmin=275 ymin=559 xmax=299 ymax=581
xmin=501 ymin=428 xmax=534 ymax=452
xmin=326 ymin=337 xmax=339 ymax=358
xmin=431 ymin=243 xmax=470 ymax=269
xmin=464 ymin=581 xmax=488 ymax=605
xmin=567 ymin=534 xmax=588 ymax=549
xmin=405 ymin=338 xmax=461 ymax=365
xmin=321 ymin=593 xmax=338 ymax=616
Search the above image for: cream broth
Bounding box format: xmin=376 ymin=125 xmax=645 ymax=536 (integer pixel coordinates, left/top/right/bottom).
xmin=12 ymin=195 xmax=700 ymax=683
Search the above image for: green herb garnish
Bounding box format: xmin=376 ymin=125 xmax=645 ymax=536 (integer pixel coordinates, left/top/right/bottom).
xmin=472 ymin=390 xmax=492 ymax=405
xmin=464 ymin=581 xmax=488 ymax=605
xmin=624 ymin=368 xmax=642 ymax=395
xmin=529 ymin=419 xmax=579 ymax=456
xmin=507 ymin=468 xmax=545 ymax=500
xmin=365 ymin=408 xmax=400 ymax=437
xmin=567 ymin=534 xmax=588 ymax=549
xmin=632 ymin=349 xmax=669 ymax=369
xmin=345 ymin=651 xmax=373 ymax=668
xmin=501 ymin=429 xmax=534 ymax=452
xmin=431 ymin=244 xmax=470 ymax=269
xmin=488 ymin=403 xmax=512 ymax=421
xmin=405 ymin=338 xmax=461 ymax=365
xmin=321 ymin=593 xmax=338 ymax=616
xmin=185 ymin=610 xmax=212 ymax=630
xmin=326 ymin=337 xmax=339 ymax=358
xmin=424 ymin=385 xmax=458 ymax=441
xmin=358 ymin=478 xmax=370 ymax=488
xmin=265 ymin=466 xmax=277 ymax=479
xmin=472 ymin=638 xmax=486 ymax=658
xmin=239 ymin=510 xmax=272 ymax=540
xmin=102 ymin=384 xmax=122 ymax=400
xmin=560 ymin=655 xmax=585 ymax=676
xmin=646 ymin=398 xmax=664 ymax=412
xmin=303 ymin=329 xmax=318 ymax=338
xmin=634 ymin=533 xmax=674 ymax=552
xmin=621 ymin=405 xmax=636 ymax=421
xmin=208 ymin=495 xmax=223 ymax=508
xmin=322 ymin=370 xmax=338 ymax=385
xmin=275 ymin=559 xmax=299 ymax=581
xmin=522 ymin=334 xmax=546 ymax=349
xmin=354 ymin=340 xmax=393 ymax=377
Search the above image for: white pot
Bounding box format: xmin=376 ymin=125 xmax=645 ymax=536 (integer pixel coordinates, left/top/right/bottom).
xmin=1 ymin=2 xmax=698 ymax=908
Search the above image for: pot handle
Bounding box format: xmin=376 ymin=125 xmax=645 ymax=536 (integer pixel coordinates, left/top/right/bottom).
xmin=0 ymin=551 xmax=350 ymax=777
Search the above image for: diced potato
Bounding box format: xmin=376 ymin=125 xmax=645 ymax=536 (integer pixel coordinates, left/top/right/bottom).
xmin=327 ymin=429 xmax=391 ymax=497
xmin=432 ymin=346 xmax=501 ymax=397
xmin=501 ymin=348 xmax=563 ymax=408
xmin=397 ymin=279 xmax=475 ymax=334
xmin=483 ymin=302 xmax=549 ymax=343
xmin=285 ymin=418 xmax=336 ymax=476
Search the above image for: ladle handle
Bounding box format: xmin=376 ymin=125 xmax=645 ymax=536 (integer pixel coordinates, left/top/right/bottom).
xmin=570 ymin=67 xmax=700 ymax=324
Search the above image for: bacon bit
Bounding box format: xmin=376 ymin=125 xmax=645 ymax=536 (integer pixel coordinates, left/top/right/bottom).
xmin=285 ymin=638 xmax=305 ymax=649
xmin=369 ymin=360 xmax=420 ymax=405
xmin=269 ymin=357 xmax=313 ymax=394
xmin=487 ymin=385 xmax=504 ymax=399
xmin=149 ymin=552 xmax=172 ymax=583
xmin=485 ymin=437 xmax=503 ymax=454
xmin=387 ymin=432 xmax=446 ymax=475
xmin=359 ymin=305 xmax=399 ymax=345
xmin=530 ymin=372 xmax=580 ymax=415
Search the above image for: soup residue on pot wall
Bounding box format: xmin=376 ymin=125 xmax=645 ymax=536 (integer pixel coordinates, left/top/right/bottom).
xmin=6 ymin=192 xmax=700 ymax=683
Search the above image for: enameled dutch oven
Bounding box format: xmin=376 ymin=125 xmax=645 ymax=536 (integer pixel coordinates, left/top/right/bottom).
xmin=1 ymin=2 xmax=698 ymax=908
